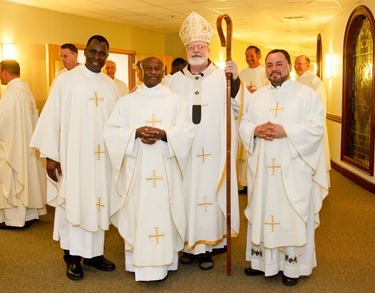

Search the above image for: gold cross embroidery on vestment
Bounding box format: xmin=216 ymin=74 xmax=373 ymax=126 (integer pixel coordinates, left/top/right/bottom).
xmin=145 ymin=113 xmax=162 ymax=127
xmin=197 ymin=196 xmax=213 ymax=212
xmin=269 ymin=101 xmax=285 ymax=118
xmin=146 ymin=170 xmax=163 ymax=187
xmin=96 ymin=197 xmax=104 ymax=212
xmin=148 ymin=227 xmax=165 ymax=244
xmin=267 ymin=158 xmax=281 ymax=175
xmin=89 ymin=92 xmax=104 ymax=107
xmin=265 ymin=215 xmax=280 ymax=232
xmin=94 ymin=144 xmax=105 ymax=160
xmin=196 ymin=147 xmax=211 ymax=163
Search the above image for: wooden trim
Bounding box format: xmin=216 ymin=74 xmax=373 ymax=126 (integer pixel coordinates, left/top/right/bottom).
xmin=316 ymin=34 xmax=322 ymax=79
xmin=331 ymin=161 xmax=375 ymax=194
xmin=326 ymin=113 xmax=342 ymax=123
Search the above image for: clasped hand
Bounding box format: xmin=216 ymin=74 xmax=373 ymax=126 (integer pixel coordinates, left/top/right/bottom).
xmin=136 ymin=126 xmax=167 ymax=145
xmin=255 ymin=121 xmax=286 ymax=141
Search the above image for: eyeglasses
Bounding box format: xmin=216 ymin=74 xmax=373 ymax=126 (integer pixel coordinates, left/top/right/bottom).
xmin=186 ymin=44 xmax=208 ymax=51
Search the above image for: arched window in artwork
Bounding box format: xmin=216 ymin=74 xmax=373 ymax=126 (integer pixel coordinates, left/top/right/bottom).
xmin=342 ymin=5 xmax=375 ymax=175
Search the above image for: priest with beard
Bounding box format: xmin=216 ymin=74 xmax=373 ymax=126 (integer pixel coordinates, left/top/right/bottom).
xmin=239 ymin=49 xmax=329 ymax=286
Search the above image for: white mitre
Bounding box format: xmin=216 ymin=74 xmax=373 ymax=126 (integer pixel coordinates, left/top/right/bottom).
xmin=179 ymin=11 xmax=213 ymax=46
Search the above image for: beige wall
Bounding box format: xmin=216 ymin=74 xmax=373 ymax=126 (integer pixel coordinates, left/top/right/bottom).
xmin=0 ymin=1 xmax=257 ymax=111
xmin=0 ymin=1 xmax=166 ymax=110
xmin=320 ymin=0 xmax=375 ymax=183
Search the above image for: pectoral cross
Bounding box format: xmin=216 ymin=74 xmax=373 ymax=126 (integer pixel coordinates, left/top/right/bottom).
xmin=89 ymin=92 xmax=104 ymax=107
xmin=197 ymin=196 xmax=213 ymax=212
xmin=270 ymin=101 xmax=284 ymax=118
xmin=196 ymin=147 xmax=211 ymax=163
xmin=148 ymin=227 xmax=165 ymax=244
xmin=96 ymin=197 xmax=104 ymax=212
xmin=267 ymin=158 xmax=281 ymax=175
xmin=145 ymin=113 xmax=162 ymax=127
xmin=94 ymin=144 xmax=105 ymax=160
xmin=265 ymin=215 xmax=280 ymax=232
xmin=146 ymin=170 xmax=163 ymax=187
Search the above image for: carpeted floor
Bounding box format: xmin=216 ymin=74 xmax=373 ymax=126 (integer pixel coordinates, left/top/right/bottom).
xmin=0 ymin=169 xmax=374 ymax=292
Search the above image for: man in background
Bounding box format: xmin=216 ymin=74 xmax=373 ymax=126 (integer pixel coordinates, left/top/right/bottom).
xmin=135 ymin=60 xmax=143 ymax=85
xmin=163 ymin=57 xmax=188 ymax=85
xmin=239 ymin=45 xmax=268 ymax=93
xmin=59 ymin=43 xmax=79 ymax=71
xmin=0 ymin=60 xmax=47 ymax=229
xmin=103 ymin=60 xmax=129 ymax=97
xmin=237 ymin=45 xmax=269 ymax=194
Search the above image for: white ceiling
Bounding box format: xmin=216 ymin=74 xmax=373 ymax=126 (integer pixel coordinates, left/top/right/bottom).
xmin=7 ymin=0 xmax=363 ymax=58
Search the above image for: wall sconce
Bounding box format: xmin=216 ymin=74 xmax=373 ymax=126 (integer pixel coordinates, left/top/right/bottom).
xmin=325 ymin=53 xmax=332 ymax=78
xmin=2 ymin=43 xmax=16 ymax=60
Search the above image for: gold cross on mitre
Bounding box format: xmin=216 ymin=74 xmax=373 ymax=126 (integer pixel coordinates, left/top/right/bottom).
xmin=94 ymin=144 xmax=105 ymax=160
xmin=197 ymin=196 xmax=213 ymax=212
xmin=96 ymin=197 xmax=105 ymax=212
xmin=148 ymin=227 xmax=165 ymax=244
xmin=267 ymin=158 xmax=281 ymax=175
xmin=269 ymin=101 xmax=285 ymax=118
xmin=89 ymin=92 xmax=104 ymax=107
xmin=146 ymin=170 xmax=163 ymax=187
xmin=265 ymin=215 xmax=280 ymax=232
xmin=145 ymin=113 xmax=162 ymax=127
xmin=196 ymin=147 xmax=211 ymax=163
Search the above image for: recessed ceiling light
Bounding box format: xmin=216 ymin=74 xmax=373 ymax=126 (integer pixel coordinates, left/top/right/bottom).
xmin=281 ymin=16 xmax=306 ymax=22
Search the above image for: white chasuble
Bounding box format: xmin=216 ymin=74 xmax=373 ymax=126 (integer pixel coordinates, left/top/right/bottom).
xmin=30 ymin=65 xmax=118 ymax=233
xmin=297 ymin=70 xmax=331 ymax=184
xmin=0 ymin=78 xmax=47 ymax=225
xmin=168 ymin=63 xmax=240 ymax=254
xmin=104 ymin=84 xmax=194 ymax=280
xmin=239 ymin=79 xmax=329 ymax=277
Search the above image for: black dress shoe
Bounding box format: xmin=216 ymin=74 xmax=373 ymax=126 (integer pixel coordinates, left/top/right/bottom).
xmin=244 ymin=266 xmax=264 ymax=276
xmin=282 ymin=274 xmax=299 ymax=286
xmin=63 ymin=255 xmax=83 ymax=280
xmin=83 ymin=255 xmax=116 ymax=271
xmin=0 ymin=222 xmax=30 ymax=230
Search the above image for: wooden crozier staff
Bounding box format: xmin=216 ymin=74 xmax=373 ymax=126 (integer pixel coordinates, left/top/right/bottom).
xmin=216 ymin=13 xmax=233 ymax=277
